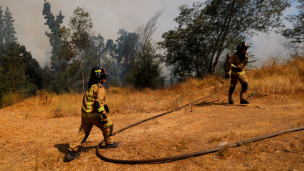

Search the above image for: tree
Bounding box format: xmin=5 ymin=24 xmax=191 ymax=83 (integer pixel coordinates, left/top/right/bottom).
xmin=3 ymin=7 xmax=17 ymax=44
xmin=133 ymin=42 xmax=163 ymax=89
xmin=159 ymin=0 xmax=290 ymax=79
xmin=42 ymin=0 xmax=67 ymax=93
xmin=127 ymin=9 xmax=164 ymax=88
xmin=0 ymin=6 xmax=5 ymax=59
xmin=1 ymin=42 xmax=30 ymax=92
xmin=278 ymin=37 xmax=303 ymax=58
xmin=42 ymin=0 xmax=65 ymax=70
xmin=0 ymin=6 xmax=4 ymax=43
xmin=47 ymin=6 xmax=102 ymax=93
xmin=106 ymin=39 xmax=118 ymax=83
xmin=113 ymin=30 xmax=140 ymax=83
xmin=114 ymin=29 xmax=127 ymax=65
xmin=282 ymin=0 xmax=304 ymax=43
xmin=93 ymin=33 xmax=106 ymax=67
xmin=68 ymin=7 xmax=94 ymax=93
xmin=115 ymin=29 xmax=139 ymax=67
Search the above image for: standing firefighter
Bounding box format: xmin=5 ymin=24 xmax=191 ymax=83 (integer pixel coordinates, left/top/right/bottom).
xmin=64 ymin=67 xmax=120 ymax=162
xmin=224 ymin=41 xmax=250 ymax=104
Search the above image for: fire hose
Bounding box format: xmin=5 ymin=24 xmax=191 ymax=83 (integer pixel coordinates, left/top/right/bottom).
xmin=96 ymin=82 xmax=304 ymax=164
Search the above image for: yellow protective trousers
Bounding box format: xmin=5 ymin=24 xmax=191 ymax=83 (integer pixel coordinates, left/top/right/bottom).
xmin=69 ymin=116 xmax=113 ymax=152
xmin=228 ymin=73 xmax=248 ymax=101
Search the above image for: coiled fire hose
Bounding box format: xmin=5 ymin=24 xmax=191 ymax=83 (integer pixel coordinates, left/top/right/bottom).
xmin=96 ymin=82 xmax=304 ymax=164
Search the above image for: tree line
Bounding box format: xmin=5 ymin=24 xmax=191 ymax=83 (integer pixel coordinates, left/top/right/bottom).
xmin=1 ymin=0 xmax=304 ymax=101
xmin=0 ymin=6 xmax=43 ymax=100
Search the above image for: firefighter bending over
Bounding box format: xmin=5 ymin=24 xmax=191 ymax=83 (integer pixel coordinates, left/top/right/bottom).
xmin=64 ymin=67 xmax=120 ymax=162
xmin=224 ymin=41 xmax=250 ymax=105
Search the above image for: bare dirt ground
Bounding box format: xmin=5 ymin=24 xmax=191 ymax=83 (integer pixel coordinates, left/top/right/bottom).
xmin=0 ymin=88 xmax=304 ymax=171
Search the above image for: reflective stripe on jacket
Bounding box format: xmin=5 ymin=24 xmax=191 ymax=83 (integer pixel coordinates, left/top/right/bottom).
xmin=227 ymin=54 xmax=248 ymax=76
xmin=81 ymin=83 xmax=106 ymax=117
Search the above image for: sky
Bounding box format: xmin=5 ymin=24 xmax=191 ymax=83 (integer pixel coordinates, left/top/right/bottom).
xmin=0 ymin=0 xmax=301 ymax=73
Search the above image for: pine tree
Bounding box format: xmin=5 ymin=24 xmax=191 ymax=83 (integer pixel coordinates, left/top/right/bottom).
xmin=3 ymin=7 xmax=17 ymax=44
xmin=1 ymin=42 xmax=43 ymax=93
xmin=1 ymin=42 xmax=28 ymax=92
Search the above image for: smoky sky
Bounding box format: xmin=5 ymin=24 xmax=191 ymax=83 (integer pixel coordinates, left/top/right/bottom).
xmin=0 ymin=0 xmax=300 ymax=70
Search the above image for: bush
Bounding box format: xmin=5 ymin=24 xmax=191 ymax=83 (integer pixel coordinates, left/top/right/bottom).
xmin=1 ymin=91 xmax=25 ymax=108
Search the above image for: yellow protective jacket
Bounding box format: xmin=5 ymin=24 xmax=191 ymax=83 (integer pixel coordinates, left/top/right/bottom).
xmin=81 ymin=82 xmax=106 ymax=117
xmin=225 ymin=53 xmax=249 ymax=76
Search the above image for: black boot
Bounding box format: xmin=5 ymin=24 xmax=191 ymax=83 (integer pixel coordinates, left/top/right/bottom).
xmin=105 ymin=142 xmax=120 ymax=149
xmin=64 ymin=150 xmax=80 ymax=162
xmin=229 ymin=99 xmax=234 ymax=104
xmin=240 ymin=99 xmax=249 ymax=104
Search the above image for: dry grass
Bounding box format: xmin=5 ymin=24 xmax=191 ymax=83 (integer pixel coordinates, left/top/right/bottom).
xmin=11 ymin=91 xmax=83 ymax=119
xmin=247 ymin=55 xmax=304 ymax=97
xmin=7 ymin=75 xmax=221 ymax=119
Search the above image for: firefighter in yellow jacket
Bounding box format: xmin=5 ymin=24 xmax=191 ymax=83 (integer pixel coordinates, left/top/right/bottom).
xmin=64 ymin=67 xmax=120 ymax=162
xmin=224 ymin=41 xmax=250 ymax=105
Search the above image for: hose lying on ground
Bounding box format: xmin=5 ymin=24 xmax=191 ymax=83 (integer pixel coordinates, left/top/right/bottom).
xmin=97 ymin=126 xmax=304 ymax=164
xmin=96 ymin=82 xmax=304 ymax=164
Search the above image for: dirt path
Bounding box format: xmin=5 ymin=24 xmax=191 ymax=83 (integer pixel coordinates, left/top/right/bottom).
xmin=0 ymin=94 xmax=304 ymax=170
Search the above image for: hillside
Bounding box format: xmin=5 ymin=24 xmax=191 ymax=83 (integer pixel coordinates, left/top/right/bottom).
xmin=0 ymin=57 xmax=304 ymax=170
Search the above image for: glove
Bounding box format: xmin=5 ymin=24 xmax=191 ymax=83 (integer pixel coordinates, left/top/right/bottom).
xmin=104 ymin=104 xmax=109 ymax=113
xmin=96 ymin=101 xmax=109 ymax=124
xmin=100 ymin=112 xmax=108 ymax=124
xmin=225 ymin=74 xmax=230 ymax=79
xmin=101 ymin=105 xmax=110 ymax=124
xmin=235 ymin=67 xmax=242 ymax=72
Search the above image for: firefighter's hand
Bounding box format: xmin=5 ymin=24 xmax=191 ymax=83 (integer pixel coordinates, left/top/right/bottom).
xmin=104 ymin=104 xmax=109 ymax=113
xmin=235 ymin=67 xmax=242 ymax=72
xmin=101 ymin=119 xmax=108 ymax=125
xmin=225 ymin=74 xmax=230 ymax=79
xmin=99 ymin=112 xmax=108 ymax=124
xmin=100 ymin=112 xmax=107 ymax=119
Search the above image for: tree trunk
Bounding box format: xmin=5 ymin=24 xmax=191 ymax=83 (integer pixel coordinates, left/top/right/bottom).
xmin=98 ymin=48 xmax=101 ymax=67
xmin=12 ymin=66 xmax=15 ymax=91
xmin=43 ymin=71 xmax=44 ymax=90
xmin=82 ymin=72 xmax=85 ymax=93
xmin=79 ymin=50 xmax=85 ymax=94
xmin=112 ymin=56 xmax=116 ymax=81
xmin=0 ymin=93 xmax=2 ymax=109
xmin=211 ymin=0 xmax=235 ymax=75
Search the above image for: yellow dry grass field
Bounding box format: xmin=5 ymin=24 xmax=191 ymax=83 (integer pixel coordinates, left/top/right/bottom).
xmin=0 ymin=57 xmax=304 ymax=171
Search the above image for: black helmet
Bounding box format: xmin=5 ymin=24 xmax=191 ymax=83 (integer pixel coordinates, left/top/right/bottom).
xmin=90 ymin=67 xmax=107 ymax=82
xmin=236 ymin=41 xmax=250 ymax=50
